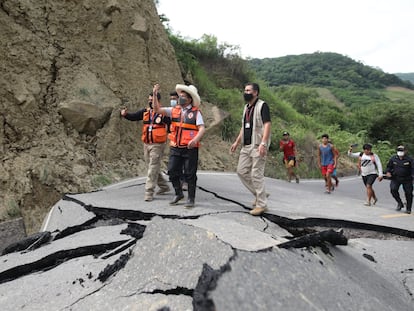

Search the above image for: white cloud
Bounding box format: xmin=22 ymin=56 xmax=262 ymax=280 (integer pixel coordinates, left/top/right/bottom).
xmin=158 ymin=0 xmax=414 ymax=73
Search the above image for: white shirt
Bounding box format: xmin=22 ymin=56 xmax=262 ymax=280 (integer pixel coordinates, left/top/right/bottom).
xmin=348 ymin=151 xmax=383 ymax=177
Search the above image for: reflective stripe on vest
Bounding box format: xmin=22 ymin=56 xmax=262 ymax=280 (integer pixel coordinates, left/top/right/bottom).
xmin=169 ymin=106 xmax=200 ymax=148
xmin=141 ymin=109 xmax=167 ymax=144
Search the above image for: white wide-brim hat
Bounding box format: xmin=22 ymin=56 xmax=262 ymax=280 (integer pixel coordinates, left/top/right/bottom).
xmin=175 ymin=84 xmax=201 ymax=107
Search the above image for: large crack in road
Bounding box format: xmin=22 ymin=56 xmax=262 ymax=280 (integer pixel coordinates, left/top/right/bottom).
xmin=1 ymin=183 xmax=414 ymax=311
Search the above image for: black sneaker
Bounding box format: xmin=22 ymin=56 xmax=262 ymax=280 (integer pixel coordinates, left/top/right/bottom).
xmin=406 ymin=210 xmax=411 ymax=214
xmin=169 ymin=193 xmax=184 ymax=205
xmin=184 ymin=198 xmax=195 ymax=208
xmin=396 ymin=203 xmax=404 ymax=211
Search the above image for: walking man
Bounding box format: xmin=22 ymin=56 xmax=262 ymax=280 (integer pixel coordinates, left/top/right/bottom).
xmin=230 ymin=83 xmax=271 ymax=216
xmin=279 ymin=131 xmax=299 ymax=183
xmin=348 ymin=143 xmax=383 ymax=206
xmin=120 ymin=91 xmax=171 ymax=202
xmin=153 ymin=83 xmax=205 ymax=208
xmin=385 ymin=145 xmax=414 ymax=214
xmin=317 ymin=134 xmax=338 ymax=194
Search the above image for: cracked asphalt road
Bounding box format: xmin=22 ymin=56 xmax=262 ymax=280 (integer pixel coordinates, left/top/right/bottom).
xmin=1 ymin=172 xmax=413 ymax=310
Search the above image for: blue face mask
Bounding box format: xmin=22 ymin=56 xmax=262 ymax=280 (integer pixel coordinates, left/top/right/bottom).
xmin=170 ymin=99 xmax=177 ymax=107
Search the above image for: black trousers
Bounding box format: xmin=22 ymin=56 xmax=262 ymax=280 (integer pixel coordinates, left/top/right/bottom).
xmin=168 ymin=147 xmax=199 ymax=199
xmin=390 ymin=178 xmax=413 ymax=210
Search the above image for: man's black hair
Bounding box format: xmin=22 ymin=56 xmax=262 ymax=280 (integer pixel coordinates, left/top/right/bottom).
xmin=169 ymin=91 xmax=178 ymax=97
xmin=321 ymin=134 xmax=329 ymax=139
xmin=363 ymin=143 xmax=372 ymax=150
xmin=245 ymin=82 xmax=260 ymax=95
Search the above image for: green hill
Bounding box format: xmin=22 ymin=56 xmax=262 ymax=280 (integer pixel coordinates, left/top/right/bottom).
xmin=395 ymin=72 xmax=414 ymax=84
xmin=248 ymin=52 xmax=414 ymax=90
xmin=165 ymin=33 xmax=414 ymax=178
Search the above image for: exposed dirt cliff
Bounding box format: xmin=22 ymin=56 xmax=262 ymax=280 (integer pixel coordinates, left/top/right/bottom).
xmin=0 ymin=0 xmax=237 ymax=234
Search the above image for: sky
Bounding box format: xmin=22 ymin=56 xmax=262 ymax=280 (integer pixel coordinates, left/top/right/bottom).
xmin=157 ymin=0 xmax=414 ymax=74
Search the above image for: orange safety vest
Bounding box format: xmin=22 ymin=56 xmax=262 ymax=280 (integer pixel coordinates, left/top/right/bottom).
xmin=141 ymin=109 xmax=168 ymax=144
xmin=169 ymin=106 xmax=200 ymax=148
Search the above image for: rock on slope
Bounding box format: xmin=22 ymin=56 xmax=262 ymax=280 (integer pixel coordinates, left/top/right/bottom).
xmin=0 ymin=0 xmax=234 ymax=233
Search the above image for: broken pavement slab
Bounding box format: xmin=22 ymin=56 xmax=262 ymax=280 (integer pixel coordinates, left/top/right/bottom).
xmin=211 ymin=246 xmax=413 ymax=311
xmin=180 ymin=215 xmax=288 ymax=251
xmin=41 ymin=199 xmax=97 ymax=233
xmin=1 ymin=171 xmax=414 ymax=310
xmin=0 ymin=224 xmax=134 ymax=282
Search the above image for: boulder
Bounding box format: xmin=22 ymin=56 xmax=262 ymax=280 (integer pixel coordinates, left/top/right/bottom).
xmin=58 ymin=100 xmax=112 ymax=135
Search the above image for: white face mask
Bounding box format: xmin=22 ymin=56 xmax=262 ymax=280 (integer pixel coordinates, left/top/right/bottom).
xmin=170 ymin=99 xmax=177 ymax=107
xmin=397 ymin=151 xmax=404 ymax=157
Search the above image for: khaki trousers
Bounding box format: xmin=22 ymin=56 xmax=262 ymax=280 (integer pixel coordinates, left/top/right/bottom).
xmin=144 ymin=143 xmax=169 ymax=195
xmin=237 ymin=144 xmax=267 ymax=208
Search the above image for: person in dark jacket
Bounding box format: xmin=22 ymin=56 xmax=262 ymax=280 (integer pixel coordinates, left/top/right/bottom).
xmin=385 ymin=145 xmax=414 ymax=214
xmin=120 ymin=91 xmax=171 ymax=202
xmin=153 ymin=83 xmax=205 ymax=208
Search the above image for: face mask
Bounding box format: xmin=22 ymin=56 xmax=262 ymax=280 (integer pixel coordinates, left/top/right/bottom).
xmin=243 ymin=93 xmax=253 ymax=102
xmin=397 ymin=151 xmax=404 ymax=157
xmin=179 ymin=96 xmax=187 ymax=105
xmin=170 ymin=99 xmax=177 ymax=107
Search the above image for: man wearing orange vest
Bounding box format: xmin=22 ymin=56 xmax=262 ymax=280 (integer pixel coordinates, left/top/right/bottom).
xmin=121 ymin=91 xmax=171 ymax=202
xmin=153 ymin=83 xmax=205 ymax=208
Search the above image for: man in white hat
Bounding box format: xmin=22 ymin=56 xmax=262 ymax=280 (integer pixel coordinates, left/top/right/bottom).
xmin=230 ymin=82 xmax=271 ymax=216
xmin=153 ymin=83 xmax=205 ymax=208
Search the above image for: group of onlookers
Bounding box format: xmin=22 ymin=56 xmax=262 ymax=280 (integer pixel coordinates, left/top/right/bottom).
xmin=281 ymin=131 xmax=414 ymax=214
xmin=121 ymin=82 xmax=413 ymax=216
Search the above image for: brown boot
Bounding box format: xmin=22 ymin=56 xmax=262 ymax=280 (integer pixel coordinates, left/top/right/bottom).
xmin=249 ymin=207 xmax=267 ymax=216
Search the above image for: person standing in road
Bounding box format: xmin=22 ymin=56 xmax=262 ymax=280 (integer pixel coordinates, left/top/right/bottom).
xmin=230 ymin=83 xmax=271 ymax=216
xmin=317 ymin=134 xmax=338 ymax=194
xmin=169 ymin=90 xmax=187 ymax=191
xmin=120 ymin=91 xmax=171 ymax=202
xmin=153 ymin=83 xmax=205 ymax=208
xmin=279 ymin=131 xmax=299 ymax=183
xmin=348 ymin=143 xmax=383 ymax=206
xmin=385 ymin=145 xmax=414 ymax=214
xmin=328 ymin=139 xmax=340 ymax=190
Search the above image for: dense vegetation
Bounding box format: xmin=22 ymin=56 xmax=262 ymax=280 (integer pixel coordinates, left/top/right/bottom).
xmin=161 ymin=16 xmax=414 ymax=179
xmin=249 ymin=53 xmax=414 ymax=90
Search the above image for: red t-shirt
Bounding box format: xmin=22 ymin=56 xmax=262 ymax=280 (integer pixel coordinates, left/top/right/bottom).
xmin=280 ymin=139 xmax=296 ymax=160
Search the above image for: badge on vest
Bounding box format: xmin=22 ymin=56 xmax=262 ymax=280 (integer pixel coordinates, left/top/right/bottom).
xmin=188 ymin=112 xmax=194 ymax=119
xmin=155 ymin=116 xmax=161 ymax=124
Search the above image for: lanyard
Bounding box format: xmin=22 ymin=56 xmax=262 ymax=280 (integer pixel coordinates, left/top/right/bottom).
xmin=148 ymin=110 xmax=157 ymax=131
xmin=245 ymin=104 xmax=254 ymax=123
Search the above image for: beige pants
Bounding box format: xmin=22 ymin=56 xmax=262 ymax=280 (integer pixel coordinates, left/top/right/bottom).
xmin=144 ymin=143 xmax=169 ymax=195
xmin=237 ymin=144 xmax=267 ymax=208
